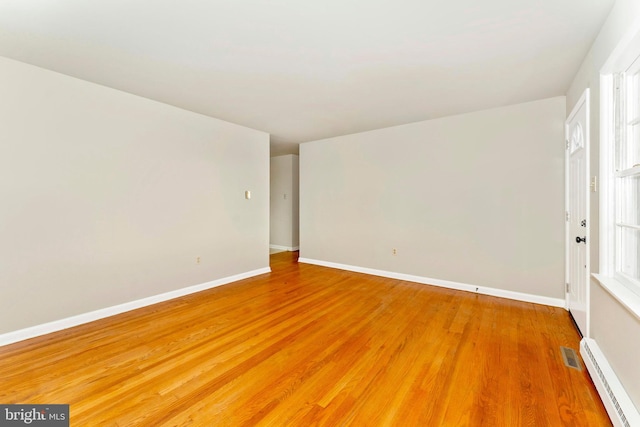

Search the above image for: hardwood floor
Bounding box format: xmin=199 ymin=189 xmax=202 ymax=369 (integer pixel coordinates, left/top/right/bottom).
xmin=0 ymin=251 xmax=611 ymax=426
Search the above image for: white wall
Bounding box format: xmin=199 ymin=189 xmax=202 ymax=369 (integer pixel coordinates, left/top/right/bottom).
xmin=270 ymin=154 xmax=299 ymax=250
xmin=292 ymin=155 xmax=300 ymax=248
xmin=566 ymin=0 xmax=640 ymax=408
xmin=300 ymin=97 xmax=565 ymax=300
xmin=0 ymin=56 xmax=270 ymax=335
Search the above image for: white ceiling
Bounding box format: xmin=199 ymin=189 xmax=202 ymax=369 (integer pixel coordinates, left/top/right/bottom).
xmin=0 ymin=0 xmax=614 ymax=155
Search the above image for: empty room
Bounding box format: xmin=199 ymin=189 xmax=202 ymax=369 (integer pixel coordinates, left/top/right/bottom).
xmin=1 ymin=0 xmax=639 ymax=426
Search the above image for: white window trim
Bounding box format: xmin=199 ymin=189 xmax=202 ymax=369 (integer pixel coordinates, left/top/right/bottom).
xmin=597 ymin=25 xmax=640 ymax=321
xmin=593 ymin=274 xmax=640 ymax=320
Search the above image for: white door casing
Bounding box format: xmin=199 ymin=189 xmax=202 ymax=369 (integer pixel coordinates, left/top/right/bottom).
xmin=565 ymin=88 xmax=590 ymax=337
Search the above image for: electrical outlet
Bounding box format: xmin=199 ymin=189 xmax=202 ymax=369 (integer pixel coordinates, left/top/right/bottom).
xmin=196 ymin=256 xmax=201 ymax=264
xmin=392 ymin=248 xmax=397 ymax=255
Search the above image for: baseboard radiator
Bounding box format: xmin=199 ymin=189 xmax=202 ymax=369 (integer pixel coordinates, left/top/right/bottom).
xmin=580 ymin=338 xmax=640 ymax=427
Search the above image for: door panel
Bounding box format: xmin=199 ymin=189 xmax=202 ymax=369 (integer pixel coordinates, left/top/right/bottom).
xmin=566 ymin=89 xmax=589 ymax=336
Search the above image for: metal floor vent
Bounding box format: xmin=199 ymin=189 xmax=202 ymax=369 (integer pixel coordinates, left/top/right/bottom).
xmin=560 ymin=346 xmax=582 ymax=371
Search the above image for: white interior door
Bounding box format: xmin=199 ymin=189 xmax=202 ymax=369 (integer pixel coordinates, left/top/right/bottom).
xmin=565 ymin=89 xmax=590 ymax=336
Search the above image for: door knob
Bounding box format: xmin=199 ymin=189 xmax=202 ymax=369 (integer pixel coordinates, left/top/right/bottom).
xmin=576 ymin=236 xmax=586 ymax=243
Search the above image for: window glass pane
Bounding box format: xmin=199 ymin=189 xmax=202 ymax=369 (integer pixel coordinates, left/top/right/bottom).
xmin=628 ymin=70 xmax=640 ymax=122
xmin=619 ymin=227 xmax=640 ymax=283
xmin=627 ymin=123 xmax=640 ymax=169
xmin=615 ymin=73 xmax=627 ymax=171
xmin=619 ymin=175 xmax=640 ymax=225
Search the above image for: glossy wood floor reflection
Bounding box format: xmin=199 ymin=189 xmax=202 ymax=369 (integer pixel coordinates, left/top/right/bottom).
xmin=0 ymin=252 xmax=611 ymax=426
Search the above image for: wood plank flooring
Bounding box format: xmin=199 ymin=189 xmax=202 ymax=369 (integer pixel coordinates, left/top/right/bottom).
xmin=0 ymin=251 xmax=611 ymax=426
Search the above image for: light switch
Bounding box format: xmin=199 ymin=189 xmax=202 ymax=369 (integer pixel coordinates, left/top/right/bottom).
xmin=245 ymin=190 xmax=251 ymax=200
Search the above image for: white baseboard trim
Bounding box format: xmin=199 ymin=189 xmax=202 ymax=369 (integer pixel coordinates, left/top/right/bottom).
xmin=298 ymin=258 xmax=565 ymax=308
xmin=0 ymin=267 xmax=271 ymax=347
xmin=269 ymin=244 xmax=300 ymax=251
